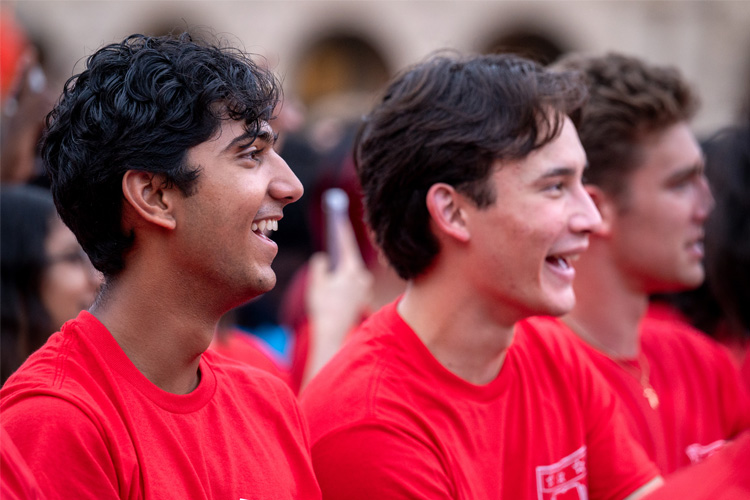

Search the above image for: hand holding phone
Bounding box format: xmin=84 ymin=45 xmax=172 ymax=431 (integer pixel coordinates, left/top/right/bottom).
xmin=322 ymin=188 xmax=350 ymax=270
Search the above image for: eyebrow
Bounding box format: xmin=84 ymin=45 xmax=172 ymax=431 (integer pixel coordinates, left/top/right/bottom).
xmin=222 ymin=128 xmax=278 ymax=154
xmin=540 ymin=166 xmax=578 ymax=179
xmin=665 ymin=160 xmax=706 ymax=183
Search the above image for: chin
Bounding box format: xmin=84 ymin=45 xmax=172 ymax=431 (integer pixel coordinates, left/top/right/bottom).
xmin=652 ymin=269 xmax=705 ymax=294
xmin=233 ymin=271 xmax=276 ymax=301
xmin=685 ymin=270 xmax=706 ymax=289
xmin=541 ymin=292 xmax=577 ymax=318
xmin=256 ymin=274 xmax=277 ymax=295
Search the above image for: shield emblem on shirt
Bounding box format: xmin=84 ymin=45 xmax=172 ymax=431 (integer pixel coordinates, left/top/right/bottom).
xmin=535 ymin=446 xmax=588 ymax=500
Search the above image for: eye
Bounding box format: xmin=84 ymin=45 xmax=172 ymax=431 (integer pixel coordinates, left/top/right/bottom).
xmin=239 ymin=145 xmax=264 ymax=165
xmin=544 ymin=181 xmax=565 ymax=195
xmin=46 ymin=249 xmax=89 ymax=267
xmin=668 ymin=172 xmax=702 ymax=191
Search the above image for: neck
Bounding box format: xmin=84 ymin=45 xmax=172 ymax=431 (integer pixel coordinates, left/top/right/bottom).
xmin=91 ymin=266 xmax=225 ymax=394
xmin=397 ymin=275 xmax=515 ymax=385
xmin=564 ymin=242 xmax=649 ymax=359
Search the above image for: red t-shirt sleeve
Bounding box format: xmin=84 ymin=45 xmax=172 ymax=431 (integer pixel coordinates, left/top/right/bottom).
xmin=643 ymin=431 xmax=750 ymax=500
xmin=1 ymin=426 xmax=45 ymax=500
xmin=311 ymin=421 xmax=454 ymax=499
xmin=2 ymin=396 xmax=124 ymax=499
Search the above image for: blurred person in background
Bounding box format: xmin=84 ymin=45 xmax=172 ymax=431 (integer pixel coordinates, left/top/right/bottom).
xmin=652 ymin=120 xmax=750 ymax=389
xmin=275 ymin=156 xmax=405 ymax=392
xmin=0 ymin=6 xmax=55 ymax=186
xmin=538 ymin=52 xmax=750 ymax=474
xmin=643 ymin=119 xmax=750 ymax=499
xmin=1 ymin=184 xmax=101 ymax=385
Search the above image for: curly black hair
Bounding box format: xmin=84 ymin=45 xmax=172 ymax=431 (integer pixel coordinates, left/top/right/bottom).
xmin=42 ymin=32 xmax=280 ymax=278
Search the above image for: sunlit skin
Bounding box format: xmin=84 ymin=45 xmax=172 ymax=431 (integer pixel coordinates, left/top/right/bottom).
xmin=462 ymin=116 xmax=603 ymax=324
xmin=607 ymin=122 xmax=713 ymax=295
xmin=564 ymin=121 xmax=714 ymax=359
xmin=172 ymin=119 xmax=304 ymax=311
xmin=40 ymin=217 xmax=101 ymax=329
xmin=90 ymin=119 xmax=303 ymax=394
xmin=398 ymin=115 xmax=602 ymax=384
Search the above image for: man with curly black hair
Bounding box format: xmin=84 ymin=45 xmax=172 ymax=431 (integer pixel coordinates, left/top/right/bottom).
xmin=0 ymin=33 xmax=321 ymax=499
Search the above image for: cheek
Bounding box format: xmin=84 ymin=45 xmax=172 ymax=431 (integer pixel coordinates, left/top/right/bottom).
xmin=41 ymin=267 xmax=93 ymax=321
xmin=39 ymin=271 xmax=66 ymax=326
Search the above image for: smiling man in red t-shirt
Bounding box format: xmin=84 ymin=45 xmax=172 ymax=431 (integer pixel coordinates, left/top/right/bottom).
xmin=301 ymin=52 xmax=662 ymax=500
xmin=0 ymin=33 xmax=320 ymax=499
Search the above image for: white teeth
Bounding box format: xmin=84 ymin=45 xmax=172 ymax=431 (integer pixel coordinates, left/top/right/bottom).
xmin=548 ymin=256 xmax=570 ymax=269
xmin=252 ymin=219 xmax=279 ymax=234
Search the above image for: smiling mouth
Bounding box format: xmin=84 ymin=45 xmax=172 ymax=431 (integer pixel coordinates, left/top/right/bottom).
xmin=252 ymin=219 xmax=279 ymax=237
xmin=545 ymin=254 xmax=580 ymax=270
xmin=687 ymin=239 xmax=704 ymax=256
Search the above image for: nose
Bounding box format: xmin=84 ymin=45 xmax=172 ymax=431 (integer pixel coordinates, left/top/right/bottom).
xmin=695 ymin=174 xmax=714 ymax=222
xmin=570 ymin=185 xmax=603 ymax=234
xmin=269 ymin=150 xmax=304 ymax=205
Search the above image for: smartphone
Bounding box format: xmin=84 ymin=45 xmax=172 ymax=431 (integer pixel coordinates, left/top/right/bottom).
xmin=322 ymin=188 xmax=350 ymax=270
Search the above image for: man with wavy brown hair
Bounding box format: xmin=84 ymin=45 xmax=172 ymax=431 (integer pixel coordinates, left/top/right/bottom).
xmin=535 ymin=52 xmax=750 ymax=475
xmin=301 ymin=51 xmax=662 ymax=499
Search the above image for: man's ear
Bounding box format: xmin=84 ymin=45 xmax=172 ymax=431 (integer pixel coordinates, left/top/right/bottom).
xmin=122 ymin=170 xmax=177 ymax=230
xmin=425 ymin=183 xmax=470 ymax=242
xmin=585 ymin=184 xmax=616 ymax=236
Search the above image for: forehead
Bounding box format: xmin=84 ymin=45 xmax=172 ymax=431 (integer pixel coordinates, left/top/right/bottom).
xmin=45 ymin=217 xmax=79 ymax=250
xmin=497 ymin=117 xmax=586 ymax=183
xmin=630 ymin=122 xmax=702 ymax=180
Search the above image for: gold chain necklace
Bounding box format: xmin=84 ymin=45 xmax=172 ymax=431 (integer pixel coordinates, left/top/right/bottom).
xmin=563 ymin=318 xmax=660 ymax=410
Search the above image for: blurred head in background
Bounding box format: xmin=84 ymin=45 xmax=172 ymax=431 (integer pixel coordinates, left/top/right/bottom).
xmin=1 ymin=184 xmax=101 ymax=384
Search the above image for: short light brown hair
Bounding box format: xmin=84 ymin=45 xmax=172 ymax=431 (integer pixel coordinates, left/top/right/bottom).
xmin=554 ymin=52 xmax=699 ymax=199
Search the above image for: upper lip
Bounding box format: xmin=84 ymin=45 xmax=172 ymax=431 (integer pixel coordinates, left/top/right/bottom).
xmin=688 ymin=231 xmax=704 ymax=243
xmin=548 ymin=244 xmax=589 ymax=261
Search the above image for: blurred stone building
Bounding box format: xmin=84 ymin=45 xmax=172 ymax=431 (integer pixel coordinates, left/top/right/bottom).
xmin=14 ymin=0 xmax=750 ymax=137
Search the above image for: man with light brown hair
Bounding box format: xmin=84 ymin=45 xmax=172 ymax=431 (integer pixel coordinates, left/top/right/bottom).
xmin=531 ymin=52 xmax=750 ymax=475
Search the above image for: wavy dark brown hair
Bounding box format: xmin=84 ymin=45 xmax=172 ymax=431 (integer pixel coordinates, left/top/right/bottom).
xmin=354 ymin=52 xmax=587 ymax=279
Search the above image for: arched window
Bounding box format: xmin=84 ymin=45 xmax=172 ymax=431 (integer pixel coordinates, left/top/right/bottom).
xmin=483 ymin=29 xmax=567 ymax=65
xmin=292 ymin=33 xmax=390 ymax=109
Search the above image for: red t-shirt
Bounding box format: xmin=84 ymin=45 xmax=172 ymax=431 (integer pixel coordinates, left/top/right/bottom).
xmin=210 ymin=324 xmax=311 ymax=395
xmin=547 ymin=312 xmax=750 ymax=474
xmin=0 ymin=427 xmax=44 ymax=500
xmin=643 ymin=431 xmax=750 ymax=500
xmin=0 ymin=311 xmax=321 ymax=500
xmin=300 ymin=300 xmax=659 ymax=499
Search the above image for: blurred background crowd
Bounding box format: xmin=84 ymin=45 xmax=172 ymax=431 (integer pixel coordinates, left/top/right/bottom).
xmin=2 ymin=0 xmax=749 ymax=389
